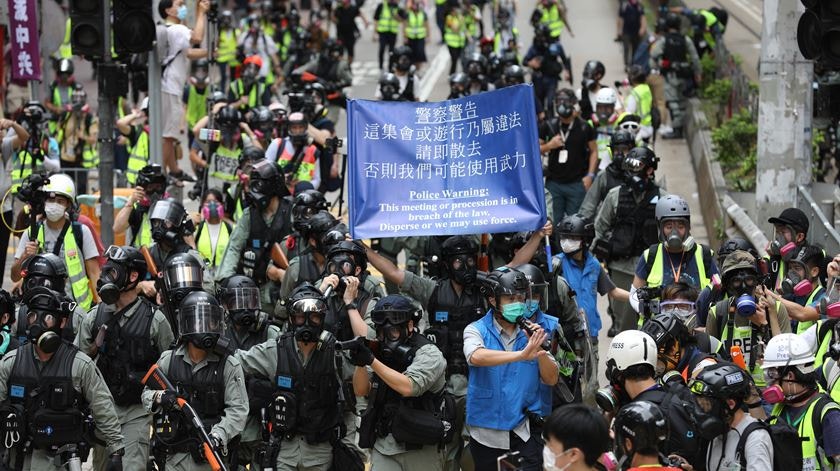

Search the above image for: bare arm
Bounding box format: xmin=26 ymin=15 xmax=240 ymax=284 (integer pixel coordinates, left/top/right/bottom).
xmin=0 ymin=120 xmax=29 ymax=149
xmin=116 ymin=111 xmax=141 ymax=136
xmin=186 ymin=48 xmax=208 ymax=60
xmin=362 ymin=243 xmax=406 ymax=287
xmin=508 ymin=221 xmax=552 ymax=267
xmin=353 ymin=366 xmax=371 ymax=396
xmin=609 ymin=287 xmax=630 ymax=302
xmin=190 ymin=0 xmax=209 ymax=44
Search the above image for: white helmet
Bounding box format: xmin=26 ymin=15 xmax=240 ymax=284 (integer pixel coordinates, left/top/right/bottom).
xmin=763 ymin=333 xmax=814 ymax=369
xmin=42 ymin=174 xmax=76 ymax=201
xmin=607 ymin=330 xmax=657 ymax=372
xmin=595 ymin=87 xmax=618 ymax=106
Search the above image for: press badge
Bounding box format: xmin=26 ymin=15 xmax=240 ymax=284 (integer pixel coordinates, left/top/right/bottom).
xmin=9 ymin=385 xmax=23 ymax=398
xmin=558 ymin=150 xmax=568 ymax=164
xmin=277 ymin=376 xmax=292 ymax=389
xmin=435 ymin=311 xmax=449 ymax=322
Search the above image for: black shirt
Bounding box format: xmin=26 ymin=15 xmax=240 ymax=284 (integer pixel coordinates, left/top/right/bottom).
xmin=539 ymin=117 xmax=595 ymax=183
xmin=335 ymin=4 xmax=361 ymax=37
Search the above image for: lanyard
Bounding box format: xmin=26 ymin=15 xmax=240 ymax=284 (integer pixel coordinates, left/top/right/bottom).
xmin=667 ymin=250 xmax=686 ymax=285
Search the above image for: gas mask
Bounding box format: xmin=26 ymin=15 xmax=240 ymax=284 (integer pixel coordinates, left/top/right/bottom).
xmin=734 ymin=293 xmax=756 ymax=317
xmin=626 ymin=171 xmax=650 ymax=193
xmin=27 ymin=311 xmax=65 ymax=354
xmin=821 ymin=277 xmax=840 ymax=319
xmin=377 ymin=321 xmax=412 ymax=368
xmin=555 ymin=100 xmax=574 ymax=119
xmin=595 ymin=373 xmax=630 ymax=413
xmin=447 ymin=255 xmax=477 ymax=286
xmin=242 ymin=66 xmax=258 ymax=87
xmin=290 ymin=132 xmax=308 ymax=149
xmin=247 ymin=178 xmax=274 ymax=210
xmin=202 ymin=201 xmax=224 ymax=221
xmin=595 ymin=105 xmax=614 ymax=124
xmin=761 ymin=368 xmax=812 ymax=404
xmin=96 ymin=261 xmax=135 ymax=305
xmin=221 ymin=127 xmax=240 ymax=147
xmin=151 ymin=220 xmax=181 ymax=245
xmin=381 ymin=84 xmax=398 ymax=100
xmin=693 ymin=398 xmax=729 ymax=440
xmin=768 ymin=231 xmax=797 ymax=259
xmin=326 ymin=254 xmax=358 ymax=291
xmin=781 ymin=269 xmax=813 ymax=298
xmin=396 ymin=56 xmax=411 ymax=72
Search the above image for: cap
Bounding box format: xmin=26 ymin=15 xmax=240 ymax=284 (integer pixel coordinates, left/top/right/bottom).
xmin=768 ymin=208 xmax=809 ymax=234
xmin=721 ymin=250 xmax=757 ymax=277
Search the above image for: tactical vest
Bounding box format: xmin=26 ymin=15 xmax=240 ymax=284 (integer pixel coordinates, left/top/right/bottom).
xmin=222 ymin=326 xmax=272 ymax=416
xmin=297 ymin=253 xmax=323 ymax=284
xmin=92 ymin=299 xmax=160 ymax=406
xmin=7 ymin=342 xmax=88 ymax=450
xmin=425 ymin=280 xmax=485 ymax=377
xmin=167 ymin=353 xmax=227 ymax=429
xmin=273 ymin=333 xmax=341 ymax=441
xmin=608 ymin=185 xmax=659 ymax=259
xmin=223 ymin=323 xmax=269 ymax=352
xmin=238 ymin=203 xmax=292 ymax=285
xmin=400 ymin=72 xmax=416 ymax=102
xmin=662 ymin=33 xmax=691 ymax=77
xmin=326 ymin=282 xmax=375 ymax=341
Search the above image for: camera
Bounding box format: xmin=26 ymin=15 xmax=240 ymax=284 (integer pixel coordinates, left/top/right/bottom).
xmin=16 ymin=174 xmax=49 ymax=207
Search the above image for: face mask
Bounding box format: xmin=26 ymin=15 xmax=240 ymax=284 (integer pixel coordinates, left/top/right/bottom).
xmin=556 ymin=103 xmax=573 ymax=119
xmin=735 ymin=293 xmax=756 ymax=316
xmin=695 ymin=405 xmax=729 ymax=440
xmin=762 ymin=384 xmax=786 ymax=404
xmin=769 ymin=234 xmax=797 ymax=259
xmin=202 ymin=201 xmax=224 ymax=221
xmin=560 ymin=238 xmax=582 ymax=254
xmin=293 ymin=315 xmax=323 ymax=343
xmin=665 ymin=228 xmax=683 ymax=252
xmin=449 ymin=257 xmax=477 ymax=286
xmin=44 ymin=202 xmax=66 ymax=222
xmin=187 ymin=333 xmax=219 ymax=350
xmin=177 ymin=4 xmax=188 ymax=21
xmin=525 ymin=299 xmax=540 ymax=316
xmin=290 ymin=133 xmax=308 ymax=148
xmin=500 ymin=301 xmax=527 ymax=323
xmin=627 ymin=173 xmax=648 ymax=193
xmin=543 ymin=448 xmax=572 ymax=471
xmin=822 ymin=277 xmax=840 ymax=319
xmin=782 ymin=271 xmax=813 ymax=297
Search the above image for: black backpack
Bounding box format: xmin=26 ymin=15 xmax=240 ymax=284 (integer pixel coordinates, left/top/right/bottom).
xmin=734 ymin=419 xmax=803 ymax=471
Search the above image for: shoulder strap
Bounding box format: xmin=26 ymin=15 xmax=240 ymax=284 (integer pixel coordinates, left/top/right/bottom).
xmin=643 ymin=243 xmax=659 ymax=278
xmin=71 ymin=221 xmax=85 ymax=259
xmin=702 ymin=245 xmax=713 ymax=271
xmin=51 ymin=221 xmax=73 ymax=256
xmin=811 ymin=393 xmax=835 ymax=457
xmin=195 ymin=221 xmax=205 ymax=242
xmin=735 ymin=420 xmax=768 ymax=469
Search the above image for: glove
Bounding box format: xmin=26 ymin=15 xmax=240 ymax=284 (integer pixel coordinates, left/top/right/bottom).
xmin=349 ymin=339 xmax=375 ymax=367
xmin=104 ymin=453 xmax=123 ymax=471
xmin=209 ymin=433 xmax=227 ymax=456
xmin=158 ymin=390 xmax=179 ymax=412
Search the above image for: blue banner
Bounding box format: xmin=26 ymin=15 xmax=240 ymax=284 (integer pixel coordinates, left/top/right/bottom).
xmin=347 ymin=85 xmax=546 ymax=239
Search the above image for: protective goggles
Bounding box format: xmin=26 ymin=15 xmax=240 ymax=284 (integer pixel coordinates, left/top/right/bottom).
xmin=659 ymin=300 xmax=695 ymax=313
xmin=727 ymin=272 xmax=759 ymax=291
xmin=371 ymin=309 xmax=413 ymax=326
xmin=104 ymin=245 xmax=131 ymax=263
xmin=622 ymin=156 xmax=647 ymax=173
xmin=687 ymin=378 xmax=713 ymax=396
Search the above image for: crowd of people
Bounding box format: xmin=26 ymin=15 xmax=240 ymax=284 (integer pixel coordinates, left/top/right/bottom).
xmin=4 ymin=0 xmax=827 ymax=471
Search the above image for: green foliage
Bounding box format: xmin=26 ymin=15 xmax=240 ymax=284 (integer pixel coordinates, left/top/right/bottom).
xmin=700 ymin=53 xmax=717 ymax=89
xmin=701 ymin=78 xmax=732 ymax=127
xmin=711 ymin=108 xmax=757 ymax=191
xmin=812 ymin=128 xmax=827 ymax=179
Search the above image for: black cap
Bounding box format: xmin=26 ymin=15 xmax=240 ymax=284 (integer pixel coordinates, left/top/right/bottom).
xmin=768 ymin=207 xmax=809 ymax=234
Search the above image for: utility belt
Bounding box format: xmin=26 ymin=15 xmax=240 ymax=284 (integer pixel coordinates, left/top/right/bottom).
xmin=153 ymin=409 xmax=221 ymax=461
xmin=663 ymin=62 xmax=693 ymax=78
xmin=362 ymin=391 xmax=456 ymax=449
xmin=266 ymin=391 xmax=340 ymax=445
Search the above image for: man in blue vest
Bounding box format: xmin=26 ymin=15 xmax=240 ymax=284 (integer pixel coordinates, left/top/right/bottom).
xmin=463 ymin=266 xmax=559 ymax=470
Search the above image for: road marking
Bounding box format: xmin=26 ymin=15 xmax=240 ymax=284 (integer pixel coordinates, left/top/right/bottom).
xmin=418 ymin=47 xmax=450 ymax=102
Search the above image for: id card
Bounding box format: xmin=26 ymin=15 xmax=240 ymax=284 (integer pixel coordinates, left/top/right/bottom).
xmin=558 ymin=149 xmax=568 ymax=164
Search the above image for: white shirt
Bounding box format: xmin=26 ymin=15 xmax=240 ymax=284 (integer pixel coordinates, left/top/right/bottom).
xmin=162 ymin=23 xmax=193 ymax=95
xmin=706 ymin=415 xmax=774 ymax=471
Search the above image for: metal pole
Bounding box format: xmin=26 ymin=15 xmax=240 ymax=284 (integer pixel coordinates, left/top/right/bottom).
xmin=754 ymin=0 xmax=813 ymax=229
xmin=148 ymin=45 xmax=163 ymax=166
xmin=98 ymin=1 xmax=115 ymax=247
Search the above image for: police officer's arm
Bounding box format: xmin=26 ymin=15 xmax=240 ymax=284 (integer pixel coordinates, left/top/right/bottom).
xmin=152 ymin=310 xmax=176 ymax=352
xmin=211 ymin=357 xmax=249 ymax=444
xmin=372 ymin=343 xmax=445 ymax=397
xmin=353 ymin=365 xmax=371 ymax=397
xmin=233 ymin=338 xmax=277 ymax=378
xmin=556 ymin=277 xmax=584 ymax=336
xmin=74 ymin=305 xmax=97 ymax=355
xmin=593 ymin=188 xmax=618 ymax=245
xmin=215 ymin=211 xmax=251 ymax=282
xmin=142 ymin=350 xmax=172 ymax=412
xmin=76 ymin=354 xmax=125 ymax=454
xmin=508 ymin=221 xmax=553 ymax=267
xmin=362 ymin=242 xmax=406 ymax=288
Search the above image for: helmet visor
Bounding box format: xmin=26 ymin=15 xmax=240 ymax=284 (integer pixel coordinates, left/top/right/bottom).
xmin=289 ymin=298 xmax=327 ymax=327
xmin=221 ymin=287 xmax=261 ymax=311
xmin=149 ymin=200 xmax=183 ymax=226
xmin=622 ymin=156 xmax=647 ymax=174
xmin=104 ymin=245 xmax=132 ymax=263
xmin=163 ymin=262 xmax=203 ymax=291
xmin=179 ymin=304 xmax=225 ymax=336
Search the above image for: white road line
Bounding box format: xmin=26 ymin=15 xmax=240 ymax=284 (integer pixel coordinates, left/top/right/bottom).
xmin=418 ymin=47 xmax=450 ymax=102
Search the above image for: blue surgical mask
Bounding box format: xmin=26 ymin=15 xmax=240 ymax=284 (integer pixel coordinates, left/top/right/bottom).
xmin=177 ymin=4 xmax=188 ymax=21
xmin=501 ymin=302 xmax=527 ymax=323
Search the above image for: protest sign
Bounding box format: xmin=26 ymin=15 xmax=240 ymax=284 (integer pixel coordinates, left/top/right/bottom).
xmin=347 ymin=85 xmax=546 ymax=239
xmin=8 ymin=0 xmax=41 ymax=81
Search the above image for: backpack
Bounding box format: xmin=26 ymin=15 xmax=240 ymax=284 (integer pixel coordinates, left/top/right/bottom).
xmin=735 ymin=419 xmax=803 ymax=471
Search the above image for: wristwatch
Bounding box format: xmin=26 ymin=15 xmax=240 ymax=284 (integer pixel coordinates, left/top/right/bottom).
xmin=345 ymin=301 xmax=359 ymax=311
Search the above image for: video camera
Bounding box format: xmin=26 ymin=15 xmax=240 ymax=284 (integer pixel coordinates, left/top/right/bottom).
xmin=636 ymin=285 xmax=662 ymax=321
xmin=16 ymin=174 xmax=49 ymax=208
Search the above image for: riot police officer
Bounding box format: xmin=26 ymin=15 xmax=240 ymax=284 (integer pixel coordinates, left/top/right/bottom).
xmin=216 ymin=160 xmax=294 ymax=312
xmin=378 ymin=73 xmax=403 ymax=102
xmin=14 ymin=253 xmax=86 ymax=343
xmin=279 ymin=210 xmax=339 ymax=302
xmin=649 ymin=13 xmax=701 ymax=139
xmin=236 ymin=284 xmax=348 ymax=470
xmin=217 ymin=275 xmax=281 ymax=468
xmin=285 ymin=189 xmax=331 ymax=258
xmin=578 ymin=129 xmax=635 ymax=220
xmin=350 ymin=295 xmax=450 ymax=470
xmin=464 ymin=52 xmax=494 ymax=95
xmin=448 ymin=72 xmax=470 ymax=100
xmin=76 ymin=245 xmax=175 ymax=470
xmin=593 ymin=147 xmax=666 ymax=334
xmin=0 ymin=287 xmax=125 ymax=470
xmin=142 ymin=290 xmax=248 ymax=470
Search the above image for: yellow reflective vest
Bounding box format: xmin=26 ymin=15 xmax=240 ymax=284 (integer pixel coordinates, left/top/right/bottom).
xmin=36 ymin=221 xmax=92 ymax=311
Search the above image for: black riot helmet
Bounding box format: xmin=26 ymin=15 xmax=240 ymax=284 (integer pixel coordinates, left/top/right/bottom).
xmin=622 ymin=146 xmax=659 ymax=193
xmin=465 ymin=52 xmax=487 ymax=77
xmin=248 ymin=160 xmax=288 ymax=208
xmin=582 ymin=60 xmax=606 ymax=90
xmin=379 ymin=72 xmax=400 ymax=101
xmin=286 ymin=282 xmax=329 ymax=344
xmin=300 ymin=210 xmax=338 ymax=249
xmin=450 ymin=72 xmax=469 ymax=94
xmin=240 ymin=145 xmax=265 ymax=171
xmin=557 ymin=213 xmax=595 ymax=243
xmin=640 ymin=312 xmax=691 ymax=373
xmin=609 ymin=130 xmax=635 ymax=160
xmin=216 ymin=105 xmax=242 ymax=130
xmin=320 ymin=222 xmax=350 ymax=254
xmin=717 ymin=237 xmax=758 ymax=265
xmin=627 ymin=64 xmax=648 ymax=84
xmin=250 ymin=106 xmax=275 ymax=136
xmin=688 ymin=361 xmax=751 ymax=440
xmin=163 ymin=253 xmax=204 ymax=308
xmin=149 ymin=199 xmax=191 ymax=244
xmin=482 ymin=267 xmax=531 ymax=315
xmin=22 ymin=287 xmax=74 ymax=354
xmin=516 ymin=263 xmax=548 ymax=313
xmin=21 ymin=253 xmax=67 ymax=293
xmin=441 ymin=236 xmax=478 ymax=286
xmin=97 ymin=245 xmax=148 ymax=305
xmin=503 ymin=65 xmax=526 ymax=86
xmin=292 ymin=189 xmax=329 ymax=232
xmin=392 ymin=45 xmax=413 ymax=72
xmin=57 ymin=58 xmax=75 ymax=76
xmin=218 ymin=275 xmax=262 ymax=328
xmin=326 ymin=240 xmax=368 ymax=277
xmin=613 ymin=401 xmax=669 ymax=463
xmin=665 ymin=12 xmax=682 ymax=30
xmin=179 ymin=290 xmax=225 ymax=349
